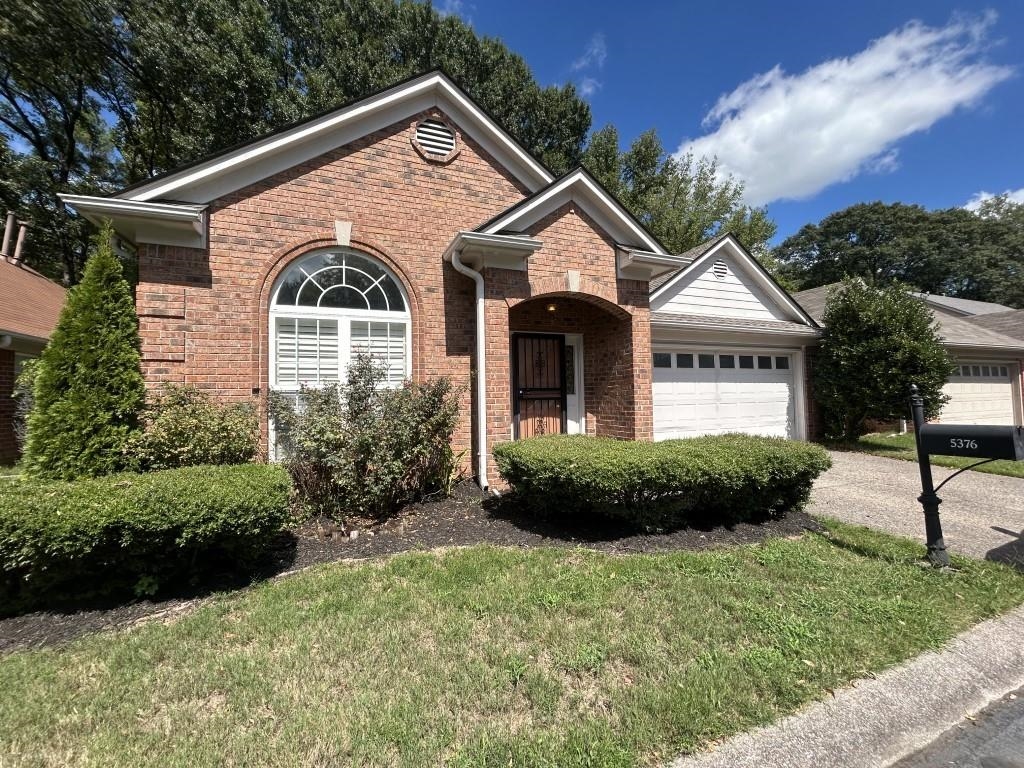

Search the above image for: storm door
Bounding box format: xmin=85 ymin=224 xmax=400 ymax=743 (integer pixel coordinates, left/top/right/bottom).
xmin=512 ymin=333 xmax=567 ymax=438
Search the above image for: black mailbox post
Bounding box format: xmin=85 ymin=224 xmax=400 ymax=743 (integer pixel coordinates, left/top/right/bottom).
xmin=909 ymin=385 xmax=1024 ymax=567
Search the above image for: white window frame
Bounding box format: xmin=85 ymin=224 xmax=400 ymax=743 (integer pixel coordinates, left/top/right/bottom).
xmin=268 ymin=250 xmax=412 ymax=456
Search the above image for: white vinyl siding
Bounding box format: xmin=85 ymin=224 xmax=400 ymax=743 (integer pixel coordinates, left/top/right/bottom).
xmin=652 ymin=255 xmax=788 ymax=321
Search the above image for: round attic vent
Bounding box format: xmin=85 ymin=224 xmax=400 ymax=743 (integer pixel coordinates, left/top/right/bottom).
xmin=415 ymin=118 xmax=457 ymax=157
xmin=712 ymin=260 xmax=728 ymax=279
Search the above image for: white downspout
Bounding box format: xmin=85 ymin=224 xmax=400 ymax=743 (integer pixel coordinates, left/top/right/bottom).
xmin=450 ymin=250 xmax=488 ymax=488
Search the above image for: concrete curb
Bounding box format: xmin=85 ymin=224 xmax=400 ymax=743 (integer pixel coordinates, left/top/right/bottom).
xmin=669 ymin=604 xmax=1024 ymax=768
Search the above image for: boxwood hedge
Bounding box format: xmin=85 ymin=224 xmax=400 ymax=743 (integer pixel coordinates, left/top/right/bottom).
xmin=0 ymin=464 xmax=291 ymax=613
xmin=493 ymin=434 xmax=831 ymax=528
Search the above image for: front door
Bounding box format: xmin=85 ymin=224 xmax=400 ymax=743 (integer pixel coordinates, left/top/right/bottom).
xmin=512 ymin=333 xmax=566 ymax=438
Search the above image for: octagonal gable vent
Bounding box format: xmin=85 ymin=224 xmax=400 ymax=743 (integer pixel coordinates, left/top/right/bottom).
xmin=415 ymin=119 xmax=456 ymax=156
xmin=712 ymin=259 xmax=729 ymax=279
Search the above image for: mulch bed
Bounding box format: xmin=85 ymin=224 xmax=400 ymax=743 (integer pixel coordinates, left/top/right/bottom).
xmin=0 ymin=484 xmax=820 ymax=653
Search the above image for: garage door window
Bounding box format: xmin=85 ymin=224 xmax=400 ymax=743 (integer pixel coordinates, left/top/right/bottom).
xmin=954 ymin=363 xmax=1010 ymax=379
xmin=775 ymin=356 xmax=789 ymax=370
xmin=720 ymin=354 xmax=735 ymax=368
xmin=698 ymin=354 xmax=715 ymax=368
xmin=653 ymin=353 xmax=672 ymax=368
xmin=739 ymin=355 xmax=754 ymax=369
xmin=676 ymin=353 xmax=693 ymax=368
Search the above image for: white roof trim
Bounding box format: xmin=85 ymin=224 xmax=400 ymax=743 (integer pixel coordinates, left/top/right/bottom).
xmin=117 ymin=72 xmax=553 ymax=203
xmin=650 ymin=235 xmax=817 ymax=327
xmin=59 ymin=194 xmax=208 ymax=248
xmin=442 ymin=231 xmax=543 ymax=271
xmin=480 ymin=169 xmax=668 ymax=255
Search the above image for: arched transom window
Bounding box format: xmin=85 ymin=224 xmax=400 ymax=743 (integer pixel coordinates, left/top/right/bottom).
xmin=270 ymin=250 xmax=411 ymax=393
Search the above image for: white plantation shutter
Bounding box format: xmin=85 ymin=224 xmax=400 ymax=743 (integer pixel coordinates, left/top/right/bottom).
xmin=351 ymin=321 xmax=407 ymax=384
xmin=274 ymin=317 xmax=340 ymax=386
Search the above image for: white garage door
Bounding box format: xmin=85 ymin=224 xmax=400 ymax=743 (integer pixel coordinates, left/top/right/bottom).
xmin=653 ymin=349 xmax=796 ymax=440
xmin=941 ymin=362 xmax=1018 ymax=425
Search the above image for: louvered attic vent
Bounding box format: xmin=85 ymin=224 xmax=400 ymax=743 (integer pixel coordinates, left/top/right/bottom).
xmin=712 ymin=260 xmax=729 ymax=279
xmin=415 ymin=119 xmax=456 ymax=156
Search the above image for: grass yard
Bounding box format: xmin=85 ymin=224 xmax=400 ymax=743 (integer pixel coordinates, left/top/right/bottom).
xmin=847 ymin=432 xmax=1024 ymax=478
xmin=3 ymin=520 xmax=1024 ymax=767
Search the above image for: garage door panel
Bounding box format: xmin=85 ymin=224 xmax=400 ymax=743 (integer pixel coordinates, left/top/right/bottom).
xmin=653 ymin=349 xmax=796 ymax=440
xmin=941 ymin=361 xmax=1017 ymax=426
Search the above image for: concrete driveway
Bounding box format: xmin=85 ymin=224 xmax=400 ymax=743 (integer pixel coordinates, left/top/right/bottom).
xmin=809 ymin=451 xmax=1024 ymax=568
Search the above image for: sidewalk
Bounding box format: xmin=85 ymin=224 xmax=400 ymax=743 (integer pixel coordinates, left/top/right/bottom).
xmin=669 ymin=604 xmax=1024 ymax=768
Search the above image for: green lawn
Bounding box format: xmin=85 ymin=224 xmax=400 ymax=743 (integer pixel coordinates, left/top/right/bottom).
xmin=845 ymin=432 xmax=1024 ymax=478
xmin=0 ymin=464 xmax=18 ymax=478
xmin=3 ymin=521 xmax=1024 ymax=767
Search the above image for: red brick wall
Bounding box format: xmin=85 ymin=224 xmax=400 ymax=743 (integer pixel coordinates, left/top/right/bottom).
xmin=0 ymin=349 xmax=15 ymax=465
xmin=135 ymin=115 xmax=652 ymax=485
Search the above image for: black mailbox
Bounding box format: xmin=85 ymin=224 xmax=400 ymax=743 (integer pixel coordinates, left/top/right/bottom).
xmin=918 ymin=424 xmax=1024 ymax=461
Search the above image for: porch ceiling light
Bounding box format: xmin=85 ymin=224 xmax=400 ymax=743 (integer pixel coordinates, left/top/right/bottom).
xmin=546 ymin=303 xmax=557 ymax=312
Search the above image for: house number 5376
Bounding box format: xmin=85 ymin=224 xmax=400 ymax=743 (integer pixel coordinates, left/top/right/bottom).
xmin=950 ymin=438 xmax=978 ymax=450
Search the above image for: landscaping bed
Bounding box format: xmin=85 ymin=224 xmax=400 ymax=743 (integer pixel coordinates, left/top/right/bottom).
xmin=0 ymin=482 xmax=819 ymax=652
xmin=2 ymin=520 xmax=1023 ymax=767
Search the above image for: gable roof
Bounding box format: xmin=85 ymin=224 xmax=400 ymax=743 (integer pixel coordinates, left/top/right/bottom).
xmin=650 ymin=233 xmax=817 ymax=327
xmin=910 ymin=292 xmax=1015 ymax=317
xmin=112 ymin=70 xmax=555 ymax=205
xmin=792 ymin=283 xmax=1024 ymax=353
xmin=0 ymin=259 xmax=66 ymax=342
xmin=475 ymin=167 xmax=670 ymax=255
xmin=963 ymin=309 xmax=1024 ymax=341
xmin=647 ymin=233 xmax=730 ymax=293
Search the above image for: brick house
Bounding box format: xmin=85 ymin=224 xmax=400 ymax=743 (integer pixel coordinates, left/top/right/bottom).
xmin=0 ymin=253 xmax=66 ymax=465
xmin=62 ymin=72 xmax=825 ymax=487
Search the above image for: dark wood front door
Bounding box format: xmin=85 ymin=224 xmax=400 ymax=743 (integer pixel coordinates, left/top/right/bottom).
xmin=512 ymin=333 xmax=567 ymax=439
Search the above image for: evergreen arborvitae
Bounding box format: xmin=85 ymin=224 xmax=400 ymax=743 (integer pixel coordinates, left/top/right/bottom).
xmin=23 ymin=223 xmax=146 ymax=479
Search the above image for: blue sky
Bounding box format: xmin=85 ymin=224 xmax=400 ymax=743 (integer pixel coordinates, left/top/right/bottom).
xmin=439 ymin=0 xmax=1024 ymax=243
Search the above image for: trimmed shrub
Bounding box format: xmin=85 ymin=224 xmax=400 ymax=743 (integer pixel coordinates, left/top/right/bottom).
xmin=493 ymin=434 xmax=832 ymax=529
xmin=269 ymin=354 xmax=463 ymax=520
xmin=0 ymin=464 xmax=290 ymax=613
xmin=23 ymin=222 xmax=146 ymax=479
xmin=127 ymin=385 xmax=260 ymax=470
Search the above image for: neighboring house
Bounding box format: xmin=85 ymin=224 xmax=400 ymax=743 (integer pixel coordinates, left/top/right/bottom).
xmin=963 ymin=309 xmax=1024 ymax=342
xmin=60 ymin=72 xmax=824 ymax=487
xmin=0 ymin=256 xmax=67 ymax=464
xmin=794 ymin=284 xmax=1024 ymax=427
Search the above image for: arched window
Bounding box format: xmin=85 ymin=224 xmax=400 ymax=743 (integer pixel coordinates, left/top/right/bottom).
xmin=269 ymin=250 xmax=411 ymax=395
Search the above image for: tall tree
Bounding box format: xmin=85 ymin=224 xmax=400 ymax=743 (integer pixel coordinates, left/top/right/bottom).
xmin=23 ymin=223 xmax=146 ymax=479
xmin=775 ymin=200 xmax=1023 ymax=307
xmin=1 ymin=0 xmax=592 ymax=281
xmin=582 ymin=125 xmax=777 ymax=259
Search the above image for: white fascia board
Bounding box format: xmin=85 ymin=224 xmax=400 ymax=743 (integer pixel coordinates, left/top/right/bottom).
xmin=59 ymin=194 xmax=207 ymax=248
xmin=651 ymin=235 xmax=816 ymax=326
xmin=943 ymin=341 xmax=1024 ymax=355
xmin=443 ymin=231 xmax=543 ymax=271
xmin=616 ymin=247 xmax=684 ymax=280
xmin=481 ymin=171 xmax=667 ymax=255
xmin=118 ymin=73 xmax=552 ymax=204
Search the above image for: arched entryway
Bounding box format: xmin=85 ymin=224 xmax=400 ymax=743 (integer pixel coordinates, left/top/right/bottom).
xmin=507 ymin=293 xmax=634 ymax=440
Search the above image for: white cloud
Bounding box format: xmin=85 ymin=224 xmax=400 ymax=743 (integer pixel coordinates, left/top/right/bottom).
xmin=580 ymin=77 xmax=601 ymax=97
xmin=572 ymin=33 xmax=607 ymax=72
xmin=964 ymin=187 xmax=1024 ymax=210
xmin=436 ymin=0 xmax=470 ymax=21
xmin=676 ymin=13 xmax=1013 ymax=206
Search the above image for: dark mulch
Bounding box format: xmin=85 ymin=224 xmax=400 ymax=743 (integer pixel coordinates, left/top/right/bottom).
xmin=0 ymin=484 xmax=821 ymax=653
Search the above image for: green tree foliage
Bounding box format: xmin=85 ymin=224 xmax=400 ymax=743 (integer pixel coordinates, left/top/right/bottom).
xmin=776 ymin=200 xmax=1024 ymax=307
xmin=22 ymin=223 xmax=146 ymax=479
xmin=1 ymin=0 xmax=591 ymax=282
xmin=582 ymin=124 xmax=778 ymax=259
xmin=814 ymin=279 xmax=955 ymax=441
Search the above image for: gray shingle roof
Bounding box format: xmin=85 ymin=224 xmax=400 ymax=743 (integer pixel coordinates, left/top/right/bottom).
xmin=962 ymin=310 xmax=1024 ymax=341
xmin=792 ymin=283 xmax=1024 ymax=352
xmin=910 ymin=292 xmax=1015 ymax=316
xmin=650 ymin=311 xmax=819 ymax=336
